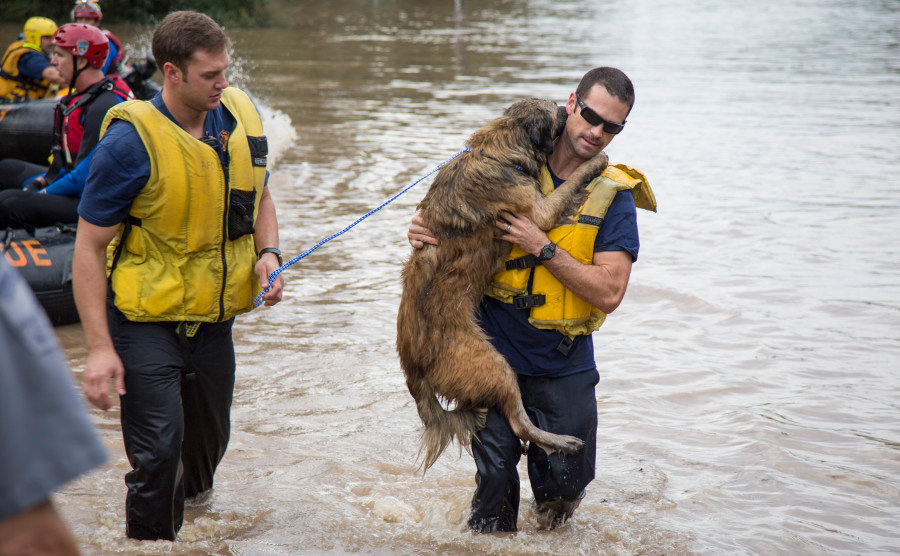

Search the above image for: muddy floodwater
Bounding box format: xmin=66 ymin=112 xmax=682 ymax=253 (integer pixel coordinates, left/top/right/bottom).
xmin=7 ymin=0 xmax=898 ymax=554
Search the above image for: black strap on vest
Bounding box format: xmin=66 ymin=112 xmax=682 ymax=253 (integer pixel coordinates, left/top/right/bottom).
xmin=513 ymin=294 xmax=545 ymax=309
xmin=556 ymin=336 xmax=574 ymax=356
xmin=175 ymin=322 xmax=200 ymax=383
xmin=505 ymin=254 xmax=540 ymax=271
xmin=247 ymin=135 xmax=267 ymax=167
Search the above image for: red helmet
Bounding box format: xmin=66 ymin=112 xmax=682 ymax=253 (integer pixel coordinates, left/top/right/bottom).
xmin=71 ymin=1 xmax=103 ymax=22
xmin=53 ymin=23 xmax=109 ymax=69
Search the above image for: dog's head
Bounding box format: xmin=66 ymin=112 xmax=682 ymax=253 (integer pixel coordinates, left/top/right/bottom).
xmin=503 ymin=98 xmax=565 ymax=156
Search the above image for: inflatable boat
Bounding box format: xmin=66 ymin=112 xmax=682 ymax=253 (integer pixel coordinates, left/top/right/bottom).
xmin=0 ymin=59 xmax=160 ymax=165
xmin=2 ymin=225 xmax=78 ymax=326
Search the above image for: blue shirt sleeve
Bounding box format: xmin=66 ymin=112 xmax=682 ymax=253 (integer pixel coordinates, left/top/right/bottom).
xmin=78 ymin=120 xmax=151 ymax=227
xmin=42 ymin=151 xmax=93 ymax=196
xmin=101 ymin=41 xmax=117 ymax=74
xmin=18 ymin=51 xmax=50 ymax=81
xmin=594 ymin=189 xmax=640 ymax=262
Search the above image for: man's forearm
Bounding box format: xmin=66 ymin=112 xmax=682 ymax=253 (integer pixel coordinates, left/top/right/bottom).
xmin=253 ymin=187 xmax=279 ymax=253
xmin=72 ymin=230 xmax=114 ymax=351
xmin=541 ymin=248 xmax=632 ymax=314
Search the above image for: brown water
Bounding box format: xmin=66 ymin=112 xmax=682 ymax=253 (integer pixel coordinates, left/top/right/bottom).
xmin=9 ymin=0 xmax=900 ymax=554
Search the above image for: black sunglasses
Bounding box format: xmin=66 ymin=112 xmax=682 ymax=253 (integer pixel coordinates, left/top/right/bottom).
xmin=576 ymin=94 xmax=626 ymax=135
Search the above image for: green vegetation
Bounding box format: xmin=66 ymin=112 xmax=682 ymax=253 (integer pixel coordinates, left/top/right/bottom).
xmin=6 ymin=0 xmax=270 ymax=26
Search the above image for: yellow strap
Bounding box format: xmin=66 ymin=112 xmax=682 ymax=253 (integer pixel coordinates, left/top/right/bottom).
xmin=176 ymin=322 xmax=201 ymax=338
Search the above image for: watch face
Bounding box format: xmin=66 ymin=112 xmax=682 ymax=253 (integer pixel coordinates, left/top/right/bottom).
xmin=540 ymin=243 xmax=556 ymax=260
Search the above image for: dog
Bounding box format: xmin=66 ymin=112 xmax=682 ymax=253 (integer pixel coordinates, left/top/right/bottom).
xmin=397 ymin=98 xmax=609 ymax=471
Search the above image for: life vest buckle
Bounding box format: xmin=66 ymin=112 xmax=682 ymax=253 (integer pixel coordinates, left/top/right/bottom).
xmin=556 ymin=336 xmax=574 ymax=356
xmin=513 ymin=294 xmax=545 ymax=309
xmin=506 ymin=255 xmax=539 ymax=271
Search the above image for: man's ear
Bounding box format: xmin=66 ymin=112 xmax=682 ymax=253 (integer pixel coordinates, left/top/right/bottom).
xmin=566 ymin=92 xmax=577 ymax=116
xmin=162 ymin=61 xmax=181 ymax=83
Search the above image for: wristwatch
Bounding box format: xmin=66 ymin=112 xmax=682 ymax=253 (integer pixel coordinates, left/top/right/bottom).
xmin=257 ymin=247 xmax=283 ymax=266
xmin=537 ymin=242 xmax=557 ymax=261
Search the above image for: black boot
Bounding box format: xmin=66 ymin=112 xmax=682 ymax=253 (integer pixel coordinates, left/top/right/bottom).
xmin=533 ymin=490 xmax=585 ymax=530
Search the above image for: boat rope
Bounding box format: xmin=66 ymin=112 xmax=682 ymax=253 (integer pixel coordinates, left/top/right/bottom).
xmin=253 ymin=146 xmax=471 ymax=306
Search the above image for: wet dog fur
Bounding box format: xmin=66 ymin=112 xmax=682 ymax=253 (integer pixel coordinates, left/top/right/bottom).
xmin=397 ymin=98 xmax=609 ymax=471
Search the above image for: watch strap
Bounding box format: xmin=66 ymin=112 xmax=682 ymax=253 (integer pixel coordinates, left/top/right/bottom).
xmin=257 ymin=247 xmax=283 ymax=266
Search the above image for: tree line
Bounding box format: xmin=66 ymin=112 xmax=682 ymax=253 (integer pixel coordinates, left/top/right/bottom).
xmin=6 ymin=0 xmax=270 ymax=26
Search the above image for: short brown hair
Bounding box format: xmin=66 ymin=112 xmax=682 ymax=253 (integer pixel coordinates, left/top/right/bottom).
xmin=576 ymin=67 xmax=635 ymax=114
xmin=151 ymin=11 xmax=230 ymax=74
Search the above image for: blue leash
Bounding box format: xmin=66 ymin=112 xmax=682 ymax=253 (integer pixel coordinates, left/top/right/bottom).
xmin=253 ymin=146 xmax=471 ymax=306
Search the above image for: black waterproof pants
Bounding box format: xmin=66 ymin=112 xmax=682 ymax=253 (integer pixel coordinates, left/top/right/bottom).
xmin=0 ymin=159 xmax=78 ymax=230
xmin=0 ymin=159 xmax=46 ymax=191
xmin=0 ymin=189 xmax=80 ymax=230
xmin=107 ymin=296 xmax=236 ymax=541
xmin=468 ymin=368 xmax=599 ymax=532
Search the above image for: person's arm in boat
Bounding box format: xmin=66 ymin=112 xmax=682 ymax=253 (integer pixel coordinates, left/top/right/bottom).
xmin=41 ymin=92 xmax=121 ymax=196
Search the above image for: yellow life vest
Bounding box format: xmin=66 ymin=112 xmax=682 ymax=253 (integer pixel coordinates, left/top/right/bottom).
xmin=485 ymin=163 xmax=656 ymax=337
xmin=101 ymin=87 xmax=268 ymax=322
xmin=0 ymin=41 xmax=52 ymax=100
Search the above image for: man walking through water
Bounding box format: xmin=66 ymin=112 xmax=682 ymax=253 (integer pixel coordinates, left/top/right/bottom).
xmin=408 ymin=67 xmax=656 ymax=532
xmin=73 ymin=10 xmax=284 ymax=541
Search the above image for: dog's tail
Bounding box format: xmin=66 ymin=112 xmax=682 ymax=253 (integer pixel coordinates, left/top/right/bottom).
xmin=407 ymin=376 xmax=486 ymax=472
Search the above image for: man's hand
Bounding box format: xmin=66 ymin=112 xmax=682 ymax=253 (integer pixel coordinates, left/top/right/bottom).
xmin=255 ymin=255 xmax=284 ymax=306
xmin=495 ymin=210 xmax=550 ymax=256
xmin=408 ymin=214 xmax=438 ymax=249
xmin=82 ymin=346 xmax=126 ymax=411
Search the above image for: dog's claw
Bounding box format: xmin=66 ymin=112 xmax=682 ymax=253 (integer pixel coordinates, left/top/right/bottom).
xmin=536 ymin=435 xmax=584 ymax=456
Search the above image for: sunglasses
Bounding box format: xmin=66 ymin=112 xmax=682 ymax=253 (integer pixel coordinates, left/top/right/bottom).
xmin=575 ymin=94 xmax=626 ymax=135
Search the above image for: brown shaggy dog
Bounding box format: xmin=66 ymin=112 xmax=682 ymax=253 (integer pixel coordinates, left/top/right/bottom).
xmin=397 ymin=98 xmax=609 ymax=471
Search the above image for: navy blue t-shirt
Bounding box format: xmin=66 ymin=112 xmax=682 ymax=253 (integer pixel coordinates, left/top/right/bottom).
xmin=476 ymin=164 xmax=640 ymax=377
xmin=18 ymin=50 xmax=51 ymax=81
xmin=79 ymin=93 xmax=238 ymax=227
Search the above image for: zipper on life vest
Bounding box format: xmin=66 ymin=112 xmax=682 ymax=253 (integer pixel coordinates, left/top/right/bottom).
xmin=217 ymin=143 xmax=229 ymax=323
xmin=213 ymin=128 xmax=233 ymax=323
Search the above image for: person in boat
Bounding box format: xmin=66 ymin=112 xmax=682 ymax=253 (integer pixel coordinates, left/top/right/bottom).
xmin=0 ymin=17 xmax=64 ymax=101
xmin=71 ymin=0 xmax=125 ymax=76
xmin=0 ymin=23 xmax=132 ymax=232
xmin=407 ymin=67 xmax=656 ymax=532
xmin=73 ymin=10 xmax=284 ymax=541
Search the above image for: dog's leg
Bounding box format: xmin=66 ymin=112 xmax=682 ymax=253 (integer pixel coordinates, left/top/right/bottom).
xmin=530 ymin=152 xmax=609 ymax=230
xmin=431 ymin=330 xmax=584 ymax=456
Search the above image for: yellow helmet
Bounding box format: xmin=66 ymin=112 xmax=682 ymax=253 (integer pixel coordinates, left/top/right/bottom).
xmin=24 ymin=17 xmax=59 ymax=47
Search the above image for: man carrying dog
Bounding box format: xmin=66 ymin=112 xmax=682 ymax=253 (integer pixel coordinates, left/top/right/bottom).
xmin=408 ymin=66 xmax=656 ymax=532
xmin=73 ymin=10 xmax=284 ymax=541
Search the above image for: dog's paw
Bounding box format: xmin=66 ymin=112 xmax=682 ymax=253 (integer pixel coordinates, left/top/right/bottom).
xmin=537 ymin=434 xmax=584 ymax=455
xmin=584 ymin=151 xmax=609 ymax=180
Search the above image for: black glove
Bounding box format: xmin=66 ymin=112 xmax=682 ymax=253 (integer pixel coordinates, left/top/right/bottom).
xmin=23 ymin=178 xmax=44 ymax=193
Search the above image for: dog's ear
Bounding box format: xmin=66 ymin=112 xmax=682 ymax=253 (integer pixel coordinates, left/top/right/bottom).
xmin=528 ymin=112 xmax=556 ymax=155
